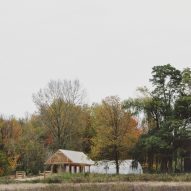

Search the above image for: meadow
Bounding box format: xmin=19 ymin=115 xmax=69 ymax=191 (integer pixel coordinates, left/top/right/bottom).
xmin=1 ymin=173 xmax=191 ymax=191
xmin=28 ymin=173 xmax=191 ymax=183
xmin=0 ymin=182 xmax=191 ymax=191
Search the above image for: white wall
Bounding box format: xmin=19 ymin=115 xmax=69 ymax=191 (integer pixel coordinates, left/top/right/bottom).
xmin=90 ymin=160 xmax=143 ymax=174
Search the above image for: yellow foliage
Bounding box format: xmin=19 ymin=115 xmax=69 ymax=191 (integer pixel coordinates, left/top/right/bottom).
xmin=8 ymin=155 xmax=20 ymax=170
xmin=0 ymin=168 xmax=4 ymax=176
xmin=91 ymin=96 xmax=141 ymax=160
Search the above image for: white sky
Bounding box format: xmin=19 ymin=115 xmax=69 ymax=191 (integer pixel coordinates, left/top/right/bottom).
xmin=0 ymin=0 xmax=190 ymax=118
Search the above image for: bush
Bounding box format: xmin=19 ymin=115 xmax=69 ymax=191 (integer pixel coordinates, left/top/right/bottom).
xmin=43 ymin=176 xmax=62 ymax=184
xmin=0 ymin=176 xmax=14 ymax=184
xmin=0 ymin=151 xmax=10 ymax=176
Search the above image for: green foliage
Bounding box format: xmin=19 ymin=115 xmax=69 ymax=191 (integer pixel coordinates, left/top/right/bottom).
xmin=17 ymin=142 xmax=45 ymax=175
xmin=0 ymin=65 xmax=190 ymax=177
xmin=125 ymin=64 xmax=191 ymax=173
xmin=25 ymin=173 xmax=191 ymax=184
xmin=0 ymin=151 xmax=9 ymax=176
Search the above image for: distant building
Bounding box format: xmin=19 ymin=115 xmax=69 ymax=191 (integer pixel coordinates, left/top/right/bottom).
xmin=44 ymin=149 xmax=94 ymax=173
xmin=90 ymin=160 xmax=143 ymax=174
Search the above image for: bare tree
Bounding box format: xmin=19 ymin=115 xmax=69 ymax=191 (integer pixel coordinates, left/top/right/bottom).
xmin=33 ymin=79 xmax=86 ymax=149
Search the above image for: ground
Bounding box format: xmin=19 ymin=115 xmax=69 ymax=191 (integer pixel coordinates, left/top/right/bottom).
xmin=1 ymin=182 xmax=191 ymax=191
xmin=1 ymin=173 xmax=191 ymax=190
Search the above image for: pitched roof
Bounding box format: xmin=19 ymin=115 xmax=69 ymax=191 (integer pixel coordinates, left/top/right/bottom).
xmin=59 ymin=149 xmax=94 ymax=165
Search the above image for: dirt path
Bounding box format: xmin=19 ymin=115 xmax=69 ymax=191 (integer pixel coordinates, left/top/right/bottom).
xmin=1 ymin=182 xmax=191 ymax=190
xmin=0 ymin=183 xmax=47 ymax=190
xmin=15 ymin=176 xmax=44 ymax=182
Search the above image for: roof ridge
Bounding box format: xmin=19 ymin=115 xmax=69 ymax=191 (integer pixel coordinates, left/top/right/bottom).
xmin=59 ymin=149 xmax=84 ymax=153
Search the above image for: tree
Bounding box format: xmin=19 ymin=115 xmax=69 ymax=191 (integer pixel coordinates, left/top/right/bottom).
xmin=174 ymin=67 xmax=191 ymax=171
xmin=33 ymin=79 xmax=86 ymax=150
xmin=16 ymin=116 xmax=46 ymax=175
xmin=79 ymin=106 xmax=95 ymax=154
xmin=149 ymin=65 xmax=182 ymax=172
xmin=91 ymin=96 xmax=140 ymax=174
xmin=125 ymin=64 xmax=191 ymax=173
xmin=181 ymin=68 xmax=191 ymax=96
xmin=0 ymin=151 xmax=9 ymax=176
xmin=0 ymin=117 xmax=22 ymax=173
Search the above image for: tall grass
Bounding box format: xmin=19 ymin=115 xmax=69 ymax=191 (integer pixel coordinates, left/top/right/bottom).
xmin=1 ymin=173 xmax=191 ymax=191
xmin=27 ymin=173 xmax=191 ymax=184
xmin=1 ymin=183 xmax=191 ymax=191
xmin=2 ymin=173 xmax=191 ymax=184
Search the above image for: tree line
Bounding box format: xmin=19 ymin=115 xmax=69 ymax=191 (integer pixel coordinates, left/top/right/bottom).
xmin=125 ymin=64 xmax=191 ymax=173
xmin=0 ymin=64 xmax=190 ymax=175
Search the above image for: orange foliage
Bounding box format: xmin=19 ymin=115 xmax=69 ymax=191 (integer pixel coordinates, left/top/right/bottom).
xmin=8 ymin=155 xmax=20 ymax=170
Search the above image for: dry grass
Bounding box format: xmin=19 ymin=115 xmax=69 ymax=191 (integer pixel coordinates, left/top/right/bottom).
xmin=27 ymin=173 xmax=191 ymax=183
xmin=1 ymin=173 xmax=191 ymax=190
xmin=1 ymin=182 xmax=191 ymax=191
xmin=3 ymin=173 xmax=191 ymax=184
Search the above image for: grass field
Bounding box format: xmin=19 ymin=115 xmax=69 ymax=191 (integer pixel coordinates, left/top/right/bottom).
xmin=26 ymin=173 xmax=191 ymax=183
xmin=1 ymin=182 xmax=191 ymax=191
xmin=1 ymin=173 xmax=191 ymax=190
xmin=2 ymin=173 xmax=191 ymax=184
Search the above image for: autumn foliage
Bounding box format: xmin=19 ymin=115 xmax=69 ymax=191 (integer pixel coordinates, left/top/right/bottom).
xmin=0 ymin=65 xmax=190 ymax=175
xmin=91 ymin=96 xmax=141 ymax=174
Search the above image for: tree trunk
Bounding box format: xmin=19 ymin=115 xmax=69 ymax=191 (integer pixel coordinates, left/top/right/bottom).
xmin=168 ymin=157 xmax=173 ymax=173
xmin=115 ymin=159 xmax=119 ymax=174
xmin=155 ymin=156 xmax=159 ymax=172
xmin=184 ymin=152 xmax=191 ymax=172
xmin=114 ymin=147 xmax=119 ymax=174
xmin=174 ymin=157 xmax=177 ymax=173
xmin=148 ymin=153 xmax=154 ymax=172
xmin=160 ymin=157 xmax=168 ymax=173
xmin=181 ymin=157 xmax=183 ymax=172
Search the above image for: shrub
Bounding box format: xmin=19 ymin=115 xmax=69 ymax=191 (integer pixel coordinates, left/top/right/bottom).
xmin=0 ymin=151 xmax=10 ymax=176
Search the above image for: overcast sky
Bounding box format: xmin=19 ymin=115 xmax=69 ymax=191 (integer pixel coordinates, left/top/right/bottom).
xmin=0 ymin=0 xmax=190 ymax=118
